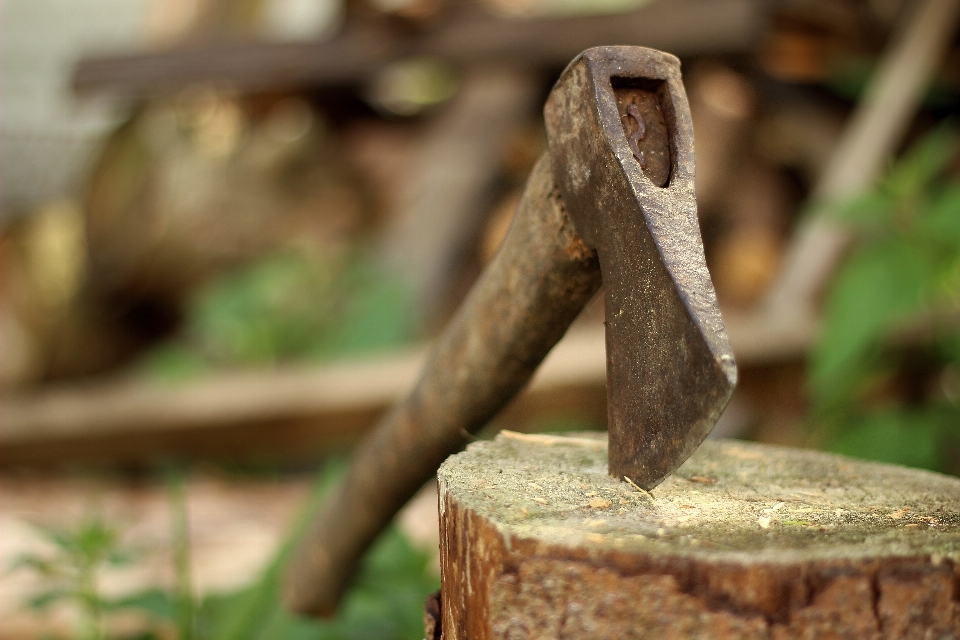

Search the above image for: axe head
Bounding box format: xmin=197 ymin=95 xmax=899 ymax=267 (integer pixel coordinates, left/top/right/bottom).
xmin=545 ymin=46 xmax=737 ymax=490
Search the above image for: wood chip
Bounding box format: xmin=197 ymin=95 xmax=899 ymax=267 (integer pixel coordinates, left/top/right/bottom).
xmin=499 ymin=430 xmax=606 ymax=449
xmin=623 ymin=476 xmax=654 ymax=500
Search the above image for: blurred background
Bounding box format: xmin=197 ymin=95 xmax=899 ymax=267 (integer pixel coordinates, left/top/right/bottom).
xmin=2 ymin=0 xmax=959 ymax=637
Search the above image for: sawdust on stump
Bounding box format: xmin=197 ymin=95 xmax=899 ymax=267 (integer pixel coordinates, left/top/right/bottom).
xmin=436 ymin=431 xmax=960 ymax=640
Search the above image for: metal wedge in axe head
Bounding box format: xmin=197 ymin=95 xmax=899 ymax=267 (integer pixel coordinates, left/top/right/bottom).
xmin=284 ymin=46 xmax=736 ymax=617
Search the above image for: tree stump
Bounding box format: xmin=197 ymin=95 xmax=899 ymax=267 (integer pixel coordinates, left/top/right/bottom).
xmin=436 ymin=431 xmax=960 ymax=639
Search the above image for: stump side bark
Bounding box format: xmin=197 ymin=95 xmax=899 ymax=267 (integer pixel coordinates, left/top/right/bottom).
xmin=437 ymin=432 xmax=960 ymax=640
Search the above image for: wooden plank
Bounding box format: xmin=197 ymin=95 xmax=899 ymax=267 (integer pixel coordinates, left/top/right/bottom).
xmin=72 ymin=0 xmax=765 ymax=96
xmin=0 ymin=329 xmax=607 ymax=465
xmin=0 ymin=316 xmax=814 ymax=466
xmin=437 ymin=432 xmax=960 ymax=638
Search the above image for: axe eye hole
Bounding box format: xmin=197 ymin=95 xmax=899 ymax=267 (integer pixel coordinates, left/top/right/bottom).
xmin=612 ymin=77 xmax=672 ymax=188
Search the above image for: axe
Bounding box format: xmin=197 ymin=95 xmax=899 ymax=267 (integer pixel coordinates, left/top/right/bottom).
xmin=285 ymin=46 xmax=736 ymax=616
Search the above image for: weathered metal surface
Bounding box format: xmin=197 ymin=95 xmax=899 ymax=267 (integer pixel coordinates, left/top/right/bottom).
xmin=545 ymin=47 xmax=736 ymax=489
xmin=284 ymin=155 xmax=602 ymax=616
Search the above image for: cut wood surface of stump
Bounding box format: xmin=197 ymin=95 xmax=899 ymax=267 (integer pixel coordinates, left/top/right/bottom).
xmin=436 ymin=432 xmax=960 ymax=639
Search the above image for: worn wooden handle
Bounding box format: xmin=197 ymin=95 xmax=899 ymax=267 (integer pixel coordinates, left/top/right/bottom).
xmin=282 ymin=153 xmax=602 ymax=616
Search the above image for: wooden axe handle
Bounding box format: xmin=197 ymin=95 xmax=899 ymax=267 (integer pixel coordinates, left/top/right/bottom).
xmin=283 ymin=153 xmax=601 ymax=616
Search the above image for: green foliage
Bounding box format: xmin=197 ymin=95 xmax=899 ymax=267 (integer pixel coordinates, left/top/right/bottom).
xmin=144 ymin=248 xmax=415 ymax=379
xmin=811 ymin=125 xmax=960 ymax=473
xmin=187 ymin=461 xmax=438 ymax=640
xmin=13 ymin=464 xmax=439 ymax=640
xmin=9 ymin=515 xmax=141 ymax=640
xmin=195 ymin=526 xmax=437 ymax=640
xmin=825 ymin=56 xmax=960 ymax=110
xmin=168 ymin=471 xmax=197 ymax=640
xmin=826 ymin=406 xmax=958 ymax=470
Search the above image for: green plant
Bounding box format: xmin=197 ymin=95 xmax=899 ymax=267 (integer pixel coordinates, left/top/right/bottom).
xmin=810 ymin=125 xmax=960 ymax=473
xmin=169 ymin=471 xmax=197 ymax=640
xmin=196 ymin=525 xmax=437 ymax=640
xmin=9 ymin=515 xmax=148 ymax=640
xmin=185 ymin=462 xmax=439 ymax=640
xmin=144 ymin=247 xmax=415 ymax=379
xmin=14 ymin=464 xmax=439 ymax=640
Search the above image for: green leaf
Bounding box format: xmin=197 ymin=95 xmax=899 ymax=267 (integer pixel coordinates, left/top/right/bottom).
xmin=106 ymin=589 xmax=178 ymax=620
xmin=195 ymin=460 xmax=437 ymax=640
xmin=309 ymin=270 xmax=414 ymax=361
xmin=811 ymin=240 xmax=933 ymax=407
xmin=334 ymin=527 xmax=439 ymax=640
xmin=920 ymin=184 xmax=960 ymax=246
xmin=939 ymin=332 xmax=960 ymax=362
xmin=107 ymin=549 xmax=139 ymax=567
xmin=826 ymin=407 xmax=958 ymax=471
xmin=75 ymin=526 xmax=121 ymax=572
xmin=142 ymin=247 xmax=416 ymax=374
xmin=202 ymin=464 xmax=339 ymax=640
xmin=883 ymin=125 xmax=958 ymax=204
xmin=115 ymin=632 xmax=164 ymax=640
xmin=7 ymin=554 xmax=64 ymax=577
xmin=33 ymin=523 xmax=81 ymax=554
xmin=27 ymin=589 xmax=72 ymax=610
xmin=141 ymin=345 xmax=209 ymax=382
xmin=828 ymin=190 xmax=894 ymax=230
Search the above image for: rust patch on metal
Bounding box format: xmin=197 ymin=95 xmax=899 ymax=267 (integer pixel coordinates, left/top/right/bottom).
xmin=614 ymin=81 xmax=671 ymax=187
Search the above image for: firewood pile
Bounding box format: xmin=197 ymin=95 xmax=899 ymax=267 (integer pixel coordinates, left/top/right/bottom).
xmin=5 ymin=0 xmax=955 ymax=462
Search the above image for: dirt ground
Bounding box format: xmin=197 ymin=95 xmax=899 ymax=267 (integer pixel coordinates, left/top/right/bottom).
xmin=0 ymin=470 xmax=439 ymax=639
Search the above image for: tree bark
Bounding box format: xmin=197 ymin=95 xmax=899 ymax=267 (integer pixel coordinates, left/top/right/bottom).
xmin=437 ymin=431 xmax=960 ymax=639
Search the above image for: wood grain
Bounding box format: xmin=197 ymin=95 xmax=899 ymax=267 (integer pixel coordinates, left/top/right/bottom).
xmin=438 ymin=434 xmax=960 ymax=638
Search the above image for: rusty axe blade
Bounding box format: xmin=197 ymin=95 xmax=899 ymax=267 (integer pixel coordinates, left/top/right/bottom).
xmin=284 ymin=46 xmax=735 ymax=618
xmin=546 ymin=46 xmax=736 ymax=489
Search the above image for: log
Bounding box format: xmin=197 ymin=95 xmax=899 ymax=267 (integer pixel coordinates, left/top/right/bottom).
xmin=72 ymin=0 xmax=765 ymax=97
xmin=0 ymin=329 xmax=606 ymax=466
xmin=437 ymin=432 xmax=960 ymax=639
xmin=1 ymin=313 xmax=810 ymax=467
xmin=378 ymin=67 xmax=539 ymax=323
